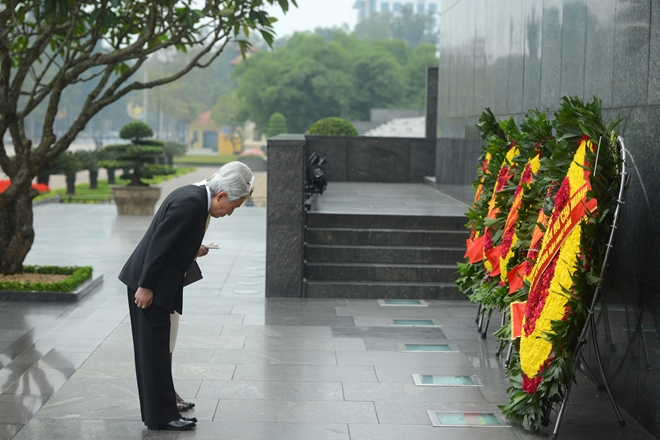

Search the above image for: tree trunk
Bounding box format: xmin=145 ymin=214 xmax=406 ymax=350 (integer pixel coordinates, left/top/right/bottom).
xmin=0 ymin=190 xmax=35 ymax=274
xmin=107 ymin=168 xmax=116 ymax=184
xmin=167 ymin=154 xmax=174 ymax=167
xmin=89 ymin=170 xmax=98 ymax=190
xmin=66 ymin=174 xmax=76 ymax=195
xmin=37 ymin=171 xmax=50 ymax=186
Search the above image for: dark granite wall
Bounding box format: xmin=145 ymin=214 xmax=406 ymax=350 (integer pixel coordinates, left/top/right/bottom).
xmin=304 ymin=136 xmax=435 ymax=183
xmin=436 ymin=0 xmax=660 ymax=435
xmin=265 ymin=135 xmax=306 ymax=298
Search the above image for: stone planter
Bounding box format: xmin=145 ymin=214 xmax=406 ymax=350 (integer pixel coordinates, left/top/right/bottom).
xmin=111 ymin=185 xmax=161 ymax=215
xmin=238 ymin=156 xmax=267 ymax=172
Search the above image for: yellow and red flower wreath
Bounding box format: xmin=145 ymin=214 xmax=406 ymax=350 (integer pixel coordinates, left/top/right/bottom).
xmin=518 ymin=139 xmax=598 ymax=393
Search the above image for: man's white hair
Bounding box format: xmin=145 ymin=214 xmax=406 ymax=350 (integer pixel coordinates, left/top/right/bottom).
xmin=205 ymin=161 xmax=254 ymax=201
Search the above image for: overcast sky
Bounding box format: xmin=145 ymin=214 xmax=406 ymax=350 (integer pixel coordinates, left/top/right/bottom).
xmin=266 ymin=0 xmax=359 ymax=38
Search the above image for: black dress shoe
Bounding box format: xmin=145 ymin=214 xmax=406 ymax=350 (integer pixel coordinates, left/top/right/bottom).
xmin=158 ymin=419 xmax=196 ymax=431
xmin=181 ymin=415 xmax=198 ymax=423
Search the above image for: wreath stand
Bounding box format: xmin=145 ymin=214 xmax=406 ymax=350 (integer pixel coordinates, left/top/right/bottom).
xmin=550 ymin=136 xmax=630 ymax=439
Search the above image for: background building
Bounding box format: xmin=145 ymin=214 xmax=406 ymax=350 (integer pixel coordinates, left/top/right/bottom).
xmin=433 ymin=1 xmax=660 ymax=437
xmin=353 ymin=0 xmax=439 ymax=23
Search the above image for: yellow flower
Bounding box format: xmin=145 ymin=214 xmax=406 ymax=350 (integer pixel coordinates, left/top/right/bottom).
xmin=519 ymin=141 xmax=591 ymax=378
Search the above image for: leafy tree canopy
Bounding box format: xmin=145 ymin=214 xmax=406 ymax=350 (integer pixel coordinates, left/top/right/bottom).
xmin=354 ymin=8 xmax=438 ymax=49
xmin=266 ymin=112 xmax=288 ymax=138
xmin=230 ymin=32 xmax=437 ymax=133
xmin=0 ymin=0 xmax=296 ymax=274
xmin=308 ymin=117 xmax=358 ymax=136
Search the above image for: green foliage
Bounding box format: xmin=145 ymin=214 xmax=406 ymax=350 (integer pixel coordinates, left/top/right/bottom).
xmin=75 ymin=150 xmax=100 ymax=172
xmin=0 ymin=265 xmax=93 ymax=292
xmin=100 ymin=122 xmax=167 ymax=186
xmin=50 ymin=151 xmax=84 ymax=177
xmin=174 ymin=154 xmax=237 ymax=166
xmin=231 ymin=32 xmax=438 ymax=132
xmin=32 ymin=167 xmax=196 ymax=203
xmin=120 ymin=121 xmax=153 ymax=141
xmin=266 ymin=113 xmax=288 ymax=138
xmin=1 ymin=0 xmax=297 ymax=272
xmin=308 ymin=117 xmax=358 ymax=136
xmin=353 ymin=9 xmax=438 ymax=48
xmin=461 ymin=97 xmax=624 ymax=431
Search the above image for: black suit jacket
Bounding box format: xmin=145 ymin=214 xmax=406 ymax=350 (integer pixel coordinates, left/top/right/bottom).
xmin=119 ymin=184 xmax=208 ymax=314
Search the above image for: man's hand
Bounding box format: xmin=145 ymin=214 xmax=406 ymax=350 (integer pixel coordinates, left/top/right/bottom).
xmin=196 ymin=245 xmax=209 ymax=257
xmin=135 ymin=287 xmax=153 ymax=309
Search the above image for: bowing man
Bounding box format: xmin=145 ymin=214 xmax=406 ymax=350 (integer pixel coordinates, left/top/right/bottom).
xmin=119 ymin=162 xmax=254 ymax=431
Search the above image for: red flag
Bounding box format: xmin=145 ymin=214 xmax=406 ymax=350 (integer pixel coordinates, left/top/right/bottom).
xmin=508 ymin=262 xmax=525 ymax=294
xmin=511 ymin=301 xmax=527 ymax=339
xmin=465 ymin=235 xmax=485 ymax=263
xmin=486 ymin=244 xmax=502 ymax=276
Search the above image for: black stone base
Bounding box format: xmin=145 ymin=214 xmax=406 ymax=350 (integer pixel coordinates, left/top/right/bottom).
xmin=0 ymin=274 xmax=104 ymax=302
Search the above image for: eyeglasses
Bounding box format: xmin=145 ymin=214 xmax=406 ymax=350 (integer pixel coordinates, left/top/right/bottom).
xmin=248 ymin=176 xmax=255 ymax=198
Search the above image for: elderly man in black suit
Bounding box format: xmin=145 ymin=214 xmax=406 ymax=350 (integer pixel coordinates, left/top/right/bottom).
xmin=119 ymin=162 xmax=253 ymax=431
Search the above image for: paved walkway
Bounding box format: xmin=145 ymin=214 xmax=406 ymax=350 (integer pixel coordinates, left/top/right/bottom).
xmin=0 ymin=174 xmax=656 ymax=439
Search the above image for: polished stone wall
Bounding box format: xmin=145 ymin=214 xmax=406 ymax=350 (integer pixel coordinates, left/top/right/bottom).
xmin=305 ymin=136 xmax=435 ymax=183
xmin=265 ymin=134 xmax=306 ymax=298
xmin=436 ymin=0 xmax=660 ymax=435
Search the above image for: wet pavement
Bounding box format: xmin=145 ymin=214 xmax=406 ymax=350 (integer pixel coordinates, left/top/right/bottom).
xmin=0 ymin=172 xmax=657 ymax=439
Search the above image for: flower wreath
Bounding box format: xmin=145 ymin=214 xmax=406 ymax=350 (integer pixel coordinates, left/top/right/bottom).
xmin=499 ymin=153 xmax=541 ymax=289
xmin=518 ymin=138 xmax=598 ymax=392
xmin=482 ymin=144 xmax=519 ymax=276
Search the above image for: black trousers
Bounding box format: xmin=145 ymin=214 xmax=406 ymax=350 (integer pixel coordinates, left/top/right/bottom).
xmin=127 ymin=287 xmax=180 ymax=429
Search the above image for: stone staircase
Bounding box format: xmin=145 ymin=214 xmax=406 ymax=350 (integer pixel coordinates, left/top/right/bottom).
xmin=303 ymin=213 xmax=468 ymax=299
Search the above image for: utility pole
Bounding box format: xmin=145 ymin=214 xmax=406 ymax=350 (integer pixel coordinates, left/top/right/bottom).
xmin=143 ymin=69 xmax=148 ymax=124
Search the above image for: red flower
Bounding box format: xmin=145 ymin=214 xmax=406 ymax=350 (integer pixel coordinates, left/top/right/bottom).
xmin=484 ymin=228 xmax=494 ymax=252
xmin=523 ymin=254 xmax=559 ymax=336
xmin=551 ymin=178 xmax=571 ymax=222
xmin=496 ymin=166 xmax=510 ymax=191
xmin=0 ymin=180 xmax=50 ymax=194
xmin=500 ymin=226 xmax=516 ymax=259
xmin=522 ymin=357 xmax=553 ymax=394
xmin=31 ymin=183 xmax=50 ymax=193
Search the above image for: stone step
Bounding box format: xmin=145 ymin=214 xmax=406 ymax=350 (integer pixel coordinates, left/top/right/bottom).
xmin=305 ymin=262 xmax=459 ymax=283
xmin=304 ymin=281 xmax=463 ymax=300
xmin=306 ymin=213 xmax=467 ymax=230
xmin=306 ymin=228 xmax=469 ymax=247
xmin=306 ymin=244 xmax=465 ymax=265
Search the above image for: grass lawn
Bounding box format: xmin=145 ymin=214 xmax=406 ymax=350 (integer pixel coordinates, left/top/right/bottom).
xmin=173 ymin=154 xmax=238 ymax=166
xmin=33 ymin=167 xmax=196 ymax=203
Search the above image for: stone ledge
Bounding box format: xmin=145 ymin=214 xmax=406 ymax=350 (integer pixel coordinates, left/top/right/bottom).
xmin=0 ymin=274 xmax=104 ymax=302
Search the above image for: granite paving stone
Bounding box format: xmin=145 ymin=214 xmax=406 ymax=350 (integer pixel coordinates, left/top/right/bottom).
xmin=179 ymin=421 xmax=350 ymax=440
xmin=209 ymin=349 xmax=337 ymax=365
xmin=243 ymin=336 xmax=367 ymax=351
xmin=196 ymin=380 xmax=344 ymax=401
xmin=1 ymin=367 xmax=75 ymax=397
xmin=232 ymin=364 xmax=378 ymax=383
xmin=213 ymin=399 xmax=378 ymax=424
xmin=336 ymin=351 xmax=472 ymax=367
xmin=342 ymin=382 xmax=485 ymax=403
xmin=0 ymin=180 xmax=656 ymax=439
xmin=348 ymin=424 xmax=519 ymax=440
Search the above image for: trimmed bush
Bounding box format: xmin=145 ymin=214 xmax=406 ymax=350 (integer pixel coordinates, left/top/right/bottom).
xmin=100 ymin=121 xmax=167 ymax=186
xmin=0 ymin=265 xmax=93 ymax=292
xmin=308 ymin=117 xmax=358 ymax=136
xmin=266 ymin=112 xmax=288 ymax=138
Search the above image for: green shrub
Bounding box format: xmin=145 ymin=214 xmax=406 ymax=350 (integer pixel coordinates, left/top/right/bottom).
xmin=308 ymin=117 xmax=358 ymax=136
xmin=100 ymin=121 xmax=166 ymax=186
xmin=0 ymin=265 xmax=93 ymax=292
xmin=266 ymin=112 xmax=288 ymax=138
